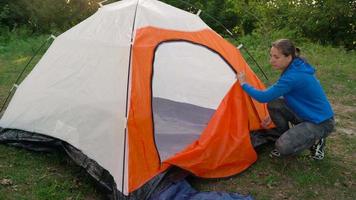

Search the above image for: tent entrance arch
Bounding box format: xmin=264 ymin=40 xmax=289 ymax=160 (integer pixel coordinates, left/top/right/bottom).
xmin=151 ymin=41 xmax=236 ymax=162
xmin=128 ymin=27 xmax=268 ymax=192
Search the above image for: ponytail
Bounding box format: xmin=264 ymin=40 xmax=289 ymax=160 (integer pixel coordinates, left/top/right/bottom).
xmin=295 ymin=47 xmax=301 ymax=58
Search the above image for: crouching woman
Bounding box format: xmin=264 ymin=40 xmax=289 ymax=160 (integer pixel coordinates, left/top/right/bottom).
xmin=237 ymin=39 xmax=335 ymax=160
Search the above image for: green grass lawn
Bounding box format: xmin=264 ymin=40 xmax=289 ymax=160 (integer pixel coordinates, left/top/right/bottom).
xmin=0 ymin=146 xmax=105 ymax=200
xmin=0 ymin=33 xmax=355 ymax=200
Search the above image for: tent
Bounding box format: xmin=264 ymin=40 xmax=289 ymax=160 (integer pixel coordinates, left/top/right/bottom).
xmin=0 ymin=0 xmax=270 ymax=199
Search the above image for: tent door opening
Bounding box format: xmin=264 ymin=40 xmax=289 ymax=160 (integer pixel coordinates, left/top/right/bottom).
xmin=151 ymin=41 xmax=236 ymax=161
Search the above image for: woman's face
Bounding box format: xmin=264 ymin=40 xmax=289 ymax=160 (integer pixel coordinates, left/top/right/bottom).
xmin=269 ymin=46 xmax=292 ymax=71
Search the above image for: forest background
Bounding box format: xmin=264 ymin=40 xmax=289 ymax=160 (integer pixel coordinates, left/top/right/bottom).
xmin=0 ymin=0 xmax=355 ymax=49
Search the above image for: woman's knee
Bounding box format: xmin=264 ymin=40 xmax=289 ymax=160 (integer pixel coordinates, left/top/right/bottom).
xmin=267 ymin=99 xmax=284 ymax=111
xmin=275 ymin=124 xmax=316 ymax=156
xmin=275 ymin=139 xmax=294 ymax=156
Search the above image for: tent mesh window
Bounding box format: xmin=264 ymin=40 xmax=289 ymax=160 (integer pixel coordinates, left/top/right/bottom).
xmin=151 ymin=41 xmax=235 ymax=161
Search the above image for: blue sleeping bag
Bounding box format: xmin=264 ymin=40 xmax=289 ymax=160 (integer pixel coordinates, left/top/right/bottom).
xmin=149 ymin=179 xmax=254 ymax=200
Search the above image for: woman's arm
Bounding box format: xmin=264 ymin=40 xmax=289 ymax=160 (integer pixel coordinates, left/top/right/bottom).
xmin=237 ymin=72 xmax=294 ymax=103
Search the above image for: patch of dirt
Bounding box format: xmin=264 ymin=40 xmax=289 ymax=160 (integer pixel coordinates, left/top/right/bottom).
xmin=337 ymin=128 xmax=354 ymax=136
xmin=332 ymin=102 xmax=356 ymax=115
xmin=330 ymin=100 xmax=356 ymax=136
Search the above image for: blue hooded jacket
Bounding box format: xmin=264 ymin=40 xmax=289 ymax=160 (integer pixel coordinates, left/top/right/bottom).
xmin=242 ymin=57 xmax=334 ymax=124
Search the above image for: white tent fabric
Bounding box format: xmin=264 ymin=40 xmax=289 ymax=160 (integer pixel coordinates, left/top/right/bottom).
xmin=135 ymin=0 xmax=208 ymax=31
xmin=0 ymin=6 xmax=133 ymax=195
xmin=153 ymin=42 xmax=235 ymax=109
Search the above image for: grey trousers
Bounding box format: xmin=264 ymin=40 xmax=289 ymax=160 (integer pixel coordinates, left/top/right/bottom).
xmin=252 ymin=99 xmax=335 ymax=156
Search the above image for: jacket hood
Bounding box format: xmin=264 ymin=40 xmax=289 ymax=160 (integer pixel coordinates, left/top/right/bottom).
xmin=287 ymin=57 xmax=315 ymax=74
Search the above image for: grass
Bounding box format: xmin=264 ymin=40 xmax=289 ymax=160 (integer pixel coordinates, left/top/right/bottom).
xmin=190 ymin=137 xmax=356 ymax=200
xmin=193 ymin=131 xmax=356 ymax=198
xmin=0 ymin=31 xmax=355 ymax=199
xmin=0 ymin=145 xmax=105 ymax=200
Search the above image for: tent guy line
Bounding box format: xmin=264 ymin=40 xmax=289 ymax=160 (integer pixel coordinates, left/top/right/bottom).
xmin=0 ymin=35 xmax=54 ymax=114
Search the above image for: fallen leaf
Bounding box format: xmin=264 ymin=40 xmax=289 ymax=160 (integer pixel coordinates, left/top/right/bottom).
xmin=0 ymin=178 xmax=13 ymax=186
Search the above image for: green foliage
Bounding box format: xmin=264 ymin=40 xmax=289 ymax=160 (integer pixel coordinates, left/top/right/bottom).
xmin=165 ymin=0 xmax=355 ymax=50
xmin=0 ymin=0 xmax=101 ymax=34
xmin=252 ymin=0 xmax=356 ymax=50
xmin=0 ymin=0 xmax=354 ymax=49
xmin=161 ymin=0 xmax=238 ymax=37
xmin=0 ymin=4 xmax=10 ymax=22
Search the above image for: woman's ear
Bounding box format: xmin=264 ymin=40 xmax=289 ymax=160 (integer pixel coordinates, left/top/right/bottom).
xmin=287 ymin=55 xmax=293 ymax=62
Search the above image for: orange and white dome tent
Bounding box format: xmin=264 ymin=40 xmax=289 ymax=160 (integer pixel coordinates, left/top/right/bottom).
xmin=0 ymin=0 xmax=271 ymax=198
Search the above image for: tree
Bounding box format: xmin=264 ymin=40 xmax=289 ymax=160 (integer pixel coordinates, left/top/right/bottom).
xmin=0 ymin=0 xmax=101 ymax=33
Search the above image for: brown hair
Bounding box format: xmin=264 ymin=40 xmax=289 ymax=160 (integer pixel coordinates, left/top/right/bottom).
xmin=272 ymin=39 xmax=301 ymax=58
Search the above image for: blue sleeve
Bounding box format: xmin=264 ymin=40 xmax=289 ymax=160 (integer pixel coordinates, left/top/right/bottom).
xmin=241 ymin=74 xmax=295 ymax=103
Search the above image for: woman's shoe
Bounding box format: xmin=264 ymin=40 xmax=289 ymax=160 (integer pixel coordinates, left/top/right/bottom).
xmin=310 ymin=138 xmax=325 ymax=160
xmin=269 ymin=149 xmax=281 ymax=158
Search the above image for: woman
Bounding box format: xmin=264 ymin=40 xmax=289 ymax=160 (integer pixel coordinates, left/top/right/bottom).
xmin=237 ymin=39 xmax=334 ymax=160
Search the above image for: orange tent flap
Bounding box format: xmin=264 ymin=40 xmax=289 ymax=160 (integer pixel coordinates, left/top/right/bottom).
xmin=165 ymin=83 xmax=257 ymax=177
xmin=233 ymin=49 xmax=273 ymax=130
xmin=128 ymin=27 xmax=271 ymax=192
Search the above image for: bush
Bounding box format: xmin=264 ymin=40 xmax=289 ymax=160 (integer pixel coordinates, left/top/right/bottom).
xmin=0 ymin=0 xmax=103 ymax=34
xmin=0 ymin=0 xmax=354 ymax=49
xmin=250 ymin=0 xmax=355 ymax=50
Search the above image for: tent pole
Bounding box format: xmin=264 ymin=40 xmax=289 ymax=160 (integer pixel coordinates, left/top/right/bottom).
xmin=122 ymin=0 xmax=140 ymax=199
xmin=0 ymin=35 xmax=54 ymax=114
xmin=238 ymin=44 xmax=270 ymax=84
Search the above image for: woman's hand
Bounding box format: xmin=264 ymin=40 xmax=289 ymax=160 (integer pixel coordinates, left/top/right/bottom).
xmin=236 ymin=71 xmax=246 ymax=85
xmin=261 ymin=116 xmax=272 ymax=129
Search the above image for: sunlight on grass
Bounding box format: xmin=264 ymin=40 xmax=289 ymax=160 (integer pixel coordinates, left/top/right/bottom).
xmin=12 ymin=56 xmax=30 ymax=65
